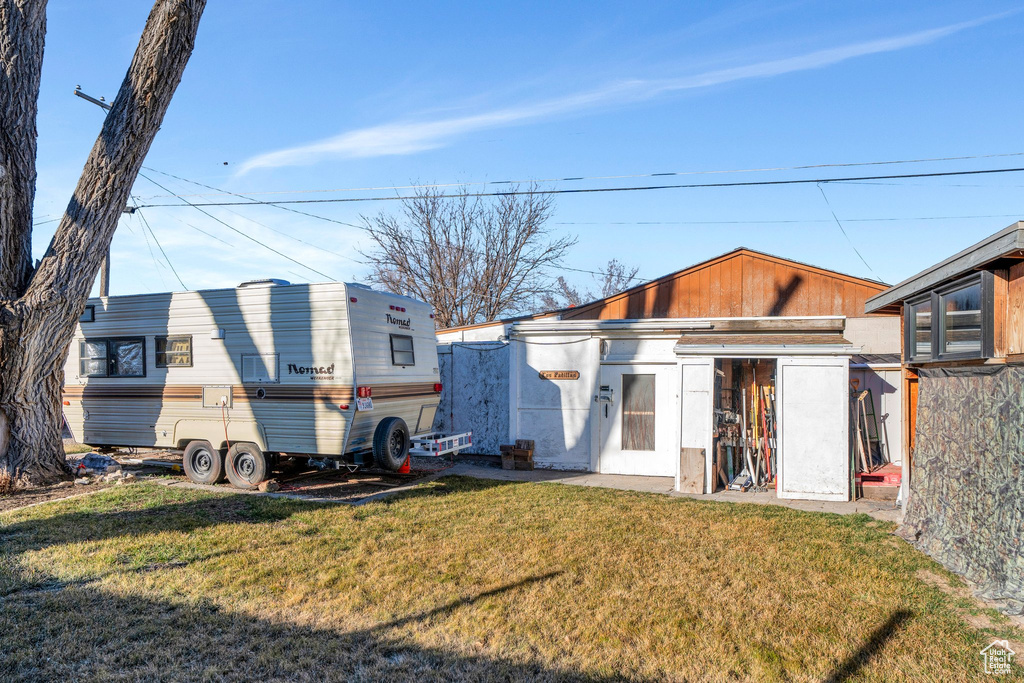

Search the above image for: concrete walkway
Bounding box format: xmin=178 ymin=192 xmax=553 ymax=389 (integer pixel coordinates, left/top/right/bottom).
xmin=448 ymin=463 xmax=903 ymax=523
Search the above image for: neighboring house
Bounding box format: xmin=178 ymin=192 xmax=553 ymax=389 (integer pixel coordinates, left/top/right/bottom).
xmin=865 ymin=221 xmax=1024 ymax=615
xmin=437 ymin=247 xmax=901 ymax=502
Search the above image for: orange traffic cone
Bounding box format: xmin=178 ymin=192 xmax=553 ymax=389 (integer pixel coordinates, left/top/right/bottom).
xmin=398 ymin=454 xmax=411 ymax=474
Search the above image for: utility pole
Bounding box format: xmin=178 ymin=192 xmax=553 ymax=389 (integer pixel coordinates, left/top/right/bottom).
xmin=74 ymin=86 xmax=114 ymax=297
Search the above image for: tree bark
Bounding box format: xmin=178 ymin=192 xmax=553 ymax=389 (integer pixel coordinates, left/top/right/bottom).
xmin=0 ymin=0 xmax=206 ymax=486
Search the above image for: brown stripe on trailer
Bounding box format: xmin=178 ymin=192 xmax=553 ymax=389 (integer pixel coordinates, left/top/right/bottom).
xmin=62 ymin=384 xmax=356 ymax=403
xmin=61 ymin=383 xmax=438 ymax=402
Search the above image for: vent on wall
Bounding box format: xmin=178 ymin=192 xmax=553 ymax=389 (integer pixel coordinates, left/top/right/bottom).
xmin=242 ymin=353 xmax=279 ymax=383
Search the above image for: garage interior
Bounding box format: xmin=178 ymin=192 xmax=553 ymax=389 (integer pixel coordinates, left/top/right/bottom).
xmin=711 ymin=358 xmax=778 ymax=493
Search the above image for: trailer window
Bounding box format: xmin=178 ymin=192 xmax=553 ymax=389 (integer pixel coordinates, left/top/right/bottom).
xmin=156 ymin=336 xmax=192 ymax=367
xmin=79 ymin=338 xmax=146 ymax=377
xmin=390 ymin=334 xmax=415 ymax=366
xmin=79 ymin=340 xmax=108 ymax=377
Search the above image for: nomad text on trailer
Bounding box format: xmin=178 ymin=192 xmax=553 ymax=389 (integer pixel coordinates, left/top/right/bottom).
xmin=62 ymin=280 xmax=442 ymax=488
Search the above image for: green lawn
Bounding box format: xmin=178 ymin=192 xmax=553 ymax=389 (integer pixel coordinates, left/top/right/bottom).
xmin=1 ymin=478 xmax=1020 ymax=681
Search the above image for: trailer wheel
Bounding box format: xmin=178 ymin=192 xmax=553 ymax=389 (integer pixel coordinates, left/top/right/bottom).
xmin=372 ymin=417 xmax=410 ymax=471
xmin=183 ymin=440 xmax=223 ymax=485
xmin=225 ymin=442 xmax=268 ymax=490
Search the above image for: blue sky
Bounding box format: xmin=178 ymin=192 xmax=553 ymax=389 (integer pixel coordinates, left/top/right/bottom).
xmin=30 ymin=1 xmax=1024 ymax=299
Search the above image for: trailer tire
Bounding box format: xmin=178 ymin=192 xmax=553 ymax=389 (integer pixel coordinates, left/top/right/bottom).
xmin=225 ymin=442 xmax=268 ymax=490
xmin=373 ymin=417 xmax=410 ymax=471
xmin=183 ymin=440 xmax=223 ymax=485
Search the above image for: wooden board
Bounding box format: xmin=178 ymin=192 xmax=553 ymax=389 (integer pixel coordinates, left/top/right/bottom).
xmin=1008 ymin=262 xmax=1024 ymax=355
xmin=678 ymin=447 xmax=705 ymax=494
xmin=560 ymin=249 xmax=888 ymax=321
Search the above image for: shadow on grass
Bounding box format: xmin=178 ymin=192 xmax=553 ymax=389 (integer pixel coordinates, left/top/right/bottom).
xmin=0 ymin=568 xmax=610 ymax=681
xmin=0 ymin=549 xmax=240 ymax=598
xmin=0 ymin=492 xmax=332 ymax=555
xmin=824 ymin=609 xmax=913 ymax=683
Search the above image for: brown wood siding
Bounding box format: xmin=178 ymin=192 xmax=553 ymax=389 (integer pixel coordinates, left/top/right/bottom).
xmin=562 ymin=250 xmax=887 ymax=321
xmin=1007 ymin=262 xmax=1024 ymax=355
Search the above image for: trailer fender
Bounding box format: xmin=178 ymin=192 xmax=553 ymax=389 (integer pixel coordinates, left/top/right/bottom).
xmin=173 ymin=420 xmax=268 ymax=452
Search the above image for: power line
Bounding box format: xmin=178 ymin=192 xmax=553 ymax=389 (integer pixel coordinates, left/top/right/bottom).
xmin=130 ymin=214 xmax=169 ymax=291
xmin=137 ymin=172 xmax=340 ymax=282
xmin=816 ymin=183 xmax=876 ymax=277
xmin=134 ymin=151 xmax=1024 ymax=200
xmin=135 ymin=165 xmax=1024 ymax=209
xmin=140 ymin=167 xmax=648 ymax=284
xmin=133 ymin=203 xmax=188 ymax=290
xmin=142 ymin=166 xmax=369 ymax=253
xmin=554 ymin=213 xmax=1024 ymax=226
xmin=142 ymin=167 xmax=366 ymax=264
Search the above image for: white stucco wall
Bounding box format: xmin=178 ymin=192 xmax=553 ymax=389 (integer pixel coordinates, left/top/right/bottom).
xmin=845 ymin=316 xmax=900 ymax=353
xmin=510 ymin=335 xmax=601 ymax=470
xmin=435 ymin=343 xmax=509 ymax=454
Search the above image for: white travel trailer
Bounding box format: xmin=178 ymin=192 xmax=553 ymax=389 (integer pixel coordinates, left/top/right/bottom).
xmin=62 ymin=280 xmax=442 ymax=488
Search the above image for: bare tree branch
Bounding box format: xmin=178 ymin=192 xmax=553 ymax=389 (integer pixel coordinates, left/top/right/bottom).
xmin=361 ymin=184 xmax=573 ymax=328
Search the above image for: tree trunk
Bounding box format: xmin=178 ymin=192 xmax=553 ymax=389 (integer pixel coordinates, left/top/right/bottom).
xmin=0 ymin=0 xmax=206 ymax=486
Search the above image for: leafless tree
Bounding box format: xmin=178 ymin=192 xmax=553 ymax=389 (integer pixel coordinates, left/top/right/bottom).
xmin=540 ymin=259 xmax=641 ymax=310
xmin=361 ymin=185 xmax=575 ymax=328
xmin=0 ymin=0 xmax=206 ymax=486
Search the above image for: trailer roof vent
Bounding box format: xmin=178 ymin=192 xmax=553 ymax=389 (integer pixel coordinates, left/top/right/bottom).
xmin=238 ymin=278 xmax=290 ymax=288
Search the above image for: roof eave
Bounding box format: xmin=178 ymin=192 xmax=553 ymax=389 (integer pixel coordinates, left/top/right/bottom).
xmin=866 ymin=222 xmax=1024 ymax=313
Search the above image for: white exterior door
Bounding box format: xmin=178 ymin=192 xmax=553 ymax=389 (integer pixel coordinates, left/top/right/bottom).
xmin=777 ymin=357 xmax=850 ymax=501
xmin=678 ymin=358 xmax=715 ymax=493
xmin=598 ymin=364 xmax=678 ymax=476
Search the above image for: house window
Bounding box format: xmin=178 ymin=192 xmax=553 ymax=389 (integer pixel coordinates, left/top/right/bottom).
xmin=906 ymin=296 xmax=932 ymax=361
xmin=80 ymin=338 xmax=145 ymax=377
xmin=156 ymin=336 xmax=192 ymax=367
xmin=904 ymin=272 xmax=993 ymax=363
xmin=622 ymin=374 xmax=656 ymax=451
xmin=940 ymin=280 xmax=982 ymax=355
xmin=390 ymin=334 xmax=415 ymax=366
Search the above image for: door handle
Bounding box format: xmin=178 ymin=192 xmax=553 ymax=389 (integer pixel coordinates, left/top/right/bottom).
xmin=604 ymin=403 xmax=608 ymax=418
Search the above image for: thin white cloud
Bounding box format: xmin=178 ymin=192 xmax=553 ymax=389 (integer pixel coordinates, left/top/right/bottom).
xmin=237 ymin=14 xmax=1005 ymax=174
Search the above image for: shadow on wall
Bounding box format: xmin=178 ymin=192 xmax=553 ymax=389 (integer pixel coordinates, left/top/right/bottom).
xmin=196 ymin=284 xmax=324 ymax=455
xmin=77 ymin=292 xmax=173 ymax=448
xmin=769 ymin=274 xmax=804 ymax=317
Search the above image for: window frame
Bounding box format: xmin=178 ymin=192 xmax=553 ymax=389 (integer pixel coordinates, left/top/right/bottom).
xmin=79 ymin=337 xmax=147 ymax=378
xmin=389 ymin=334 xmax=415 ymax=366
xmin=903 ymin=271 xmax=994 ymax=363
xmin=904 ymin=294 xmax=933 ymax=363
xmin=155 ymin=335 xmax=193 ymax=368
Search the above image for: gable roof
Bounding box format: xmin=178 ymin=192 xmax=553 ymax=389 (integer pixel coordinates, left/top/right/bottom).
xmin=438 ymin=246 xmax=889 ymax=333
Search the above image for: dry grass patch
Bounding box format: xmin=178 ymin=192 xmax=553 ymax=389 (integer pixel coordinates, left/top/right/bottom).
xmin=1 ymin=477 xmax=1021 ymax=681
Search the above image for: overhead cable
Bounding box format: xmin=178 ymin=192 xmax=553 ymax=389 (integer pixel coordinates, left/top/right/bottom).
xmin=137 ymin=172 xmax=339 ymax=282
xmin=134 ymin=151 xmax=1024 ymax=200
xmin=135 ymin=166 xmax=1024 ymax=209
